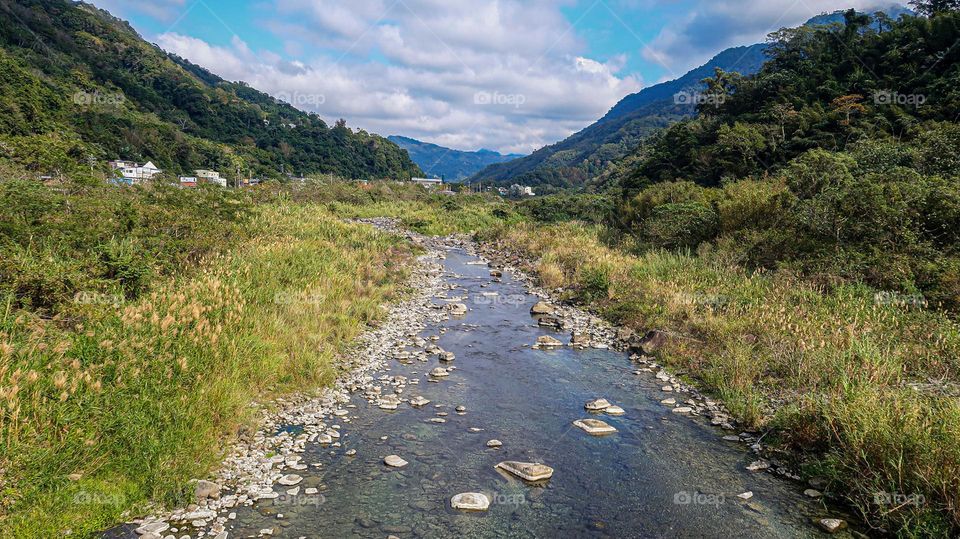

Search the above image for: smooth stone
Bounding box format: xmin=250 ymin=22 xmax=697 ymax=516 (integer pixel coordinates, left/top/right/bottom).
xmin=672 ymin=407 xmax=693 ymax=414
xmin=451 ymin=492 xmax=491 ymax=511
xmin=136 ymin=522 xmax=170 ymax=535
xmin=660 ymin=398 xmax=677 ymax=405
xmin=345 ymin=449 xmax=357 ymax=456
xmin=737 ymin=491 xmax=754 ymax=500
xmin=277 ymin=474 xmax=302 ymax=486
xmin=818 ymin=519 xmax=847 ymax=534
xmin=495 ymin=461 xmax=553 ymax=482
xmin=746 ymin=460 xmax=770 ymax=472
xmin=584 ymin=398 xmax=612 ymax=411
xmin=530 ymin=301 xmax=555 ymax=315
xmin=384 ymin=455 xmax=408 ymax=468
xmin=429 ymin=367 xmax=450 ymax=377
xmin=486 ymin=439 xmax=503 ymax=448
xmin=536 ymin=335 xmax=564 ymax=348
xmin=193 ymin=480 xmax=222 ymax=502
xmin=804 ymin=489 xmax=823 ymax=498
xmin=573 ymin=418 xmax=618 ymax=435
xmin=605 ymin=406 xmax=626 ymax=416
xmin=409 ymin=396 xmax=431 ymax=407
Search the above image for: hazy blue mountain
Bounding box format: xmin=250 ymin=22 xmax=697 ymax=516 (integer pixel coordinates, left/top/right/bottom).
xmin=388 ymin=136 xmax=524 ymax=182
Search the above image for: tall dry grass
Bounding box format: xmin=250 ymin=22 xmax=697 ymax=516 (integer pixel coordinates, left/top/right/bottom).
xmin=484 ymin=220 xmax=960 ymax=536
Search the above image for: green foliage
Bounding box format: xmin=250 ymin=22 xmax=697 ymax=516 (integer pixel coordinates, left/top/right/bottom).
xmin=615 ymin=11 xmax=960 ymax=311
xmin=0 ymin=0 xmax=421 ymax=180
xmin=0 ymin=178 xmax=252 ymax=313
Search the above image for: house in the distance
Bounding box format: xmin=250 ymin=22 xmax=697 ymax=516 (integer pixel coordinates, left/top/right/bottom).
xmin=179 ymin=176 xmax=198 ymax=188
xmin=195 ymin=169 xmax=227 ymax=187
xmin=110 ymin=160 xmax=162 ymax=183
xmin=509 ymin=184 xmax=535 ymax=197
xmin=411 ymin=177 xmax=443 ymax=189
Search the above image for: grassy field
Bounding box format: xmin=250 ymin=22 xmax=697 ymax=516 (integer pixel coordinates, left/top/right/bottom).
xmin=0 ymin=195 xmax=418 ymax=537
xmin=482 ymin=221 xmax=960 ymax=537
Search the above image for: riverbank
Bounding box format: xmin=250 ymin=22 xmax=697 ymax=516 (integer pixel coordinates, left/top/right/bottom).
xmin=0 ymin=203 xmax=416 ymax=538
xmin=478 ymin=220 xmax=960 ymax=536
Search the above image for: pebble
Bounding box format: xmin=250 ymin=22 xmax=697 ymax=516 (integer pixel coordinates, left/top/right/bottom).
xmin=384 ymin=455 xmax=408 ymax=468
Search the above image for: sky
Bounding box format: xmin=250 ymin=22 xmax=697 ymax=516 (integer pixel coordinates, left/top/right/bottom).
xmin=92 ymin=0 xmax=907 ymax=154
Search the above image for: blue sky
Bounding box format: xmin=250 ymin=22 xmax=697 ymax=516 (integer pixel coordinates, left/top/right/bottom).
xmin=92 ymin=0 xmax=905 ymax=153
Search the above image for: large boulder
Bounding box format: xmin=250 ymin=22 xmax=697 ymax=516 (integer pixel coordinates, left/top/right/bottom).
xmin=530 ymin=301 xmax=555 ymax=315
xmin=495 ymin=461 xmax=554 ymax=482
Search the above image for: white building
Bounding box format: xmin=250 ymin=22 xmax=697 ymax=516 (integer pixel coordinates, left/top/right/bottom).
xmin=509 ymin=184 xmax=535 ymax=197
xmin=193 ymin=169 xmax=227 ymax=187
xmin=411 ymin=177 xmax=443 ymax=189
xmin=195 ymin=169 xmax=227 ymax=187
xmin=111 ymin=161 xmax=162 ymax=183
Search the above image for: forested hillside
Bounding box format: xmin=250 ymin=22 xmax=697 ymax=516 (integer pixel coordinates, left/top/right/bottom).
xmin=617 ymin=8 xmax=960 ymax=309
xmin=467 ymin=45 xmax=768 ymax=193
xmin=0 ymin=0 xmax=421 ymax=180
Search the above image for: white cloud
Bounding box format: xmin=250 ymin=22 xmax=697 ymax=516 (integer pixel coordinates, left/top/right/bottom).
xmin=152 ymin=0 xmax=642 ymax=154
xmin=642 ymin=0 xmax=910 ymax=74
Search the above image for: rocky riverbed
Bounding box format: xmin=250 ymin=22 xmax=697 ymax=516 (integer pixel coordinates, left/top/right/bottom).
xmin=112 ymin=219 xmax=856 ymax=539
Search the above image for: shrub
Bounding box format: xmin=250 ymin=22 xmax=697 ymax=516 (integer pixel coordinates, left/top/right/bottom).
xmin=644 ymin=202 xmax=719 ymax=250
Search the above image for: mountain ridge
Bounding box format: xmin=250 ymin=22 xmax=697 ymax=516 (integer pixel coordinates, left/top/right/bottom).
xmin=387 ymin=135 xmax=524 ymax=181
xmin=0 ymin=0 xmax=421 ymax=181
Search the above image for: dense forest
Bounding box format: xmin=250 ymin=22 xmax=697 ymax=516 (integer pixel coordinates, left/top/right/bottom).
xmin=614 ymin=7 xmax=960 ymax=310
xmin=0 ymin=0 xmax=422 ymax=181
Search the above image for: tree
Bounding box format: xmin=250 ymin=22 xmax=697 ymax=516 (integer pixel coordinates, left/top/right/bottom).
xmin=909 ymin=0 xmax=960 ymax=16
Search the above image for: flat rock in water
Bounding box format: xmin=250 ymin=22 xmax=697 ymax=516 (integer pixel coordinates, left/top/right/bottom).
xmin=429 ymin=367 xmax=450 ymax=377
xmin=384 ymin=455 xmax=408 ymax=468
xmin=409 ymin=396 xmax=431 ymax=407
xmin=672 ymin=407 xmax=693 ymax=414
xmin=440 ymin=351 xmax=456 ymax=362
xmin=530 ymin=301 xmax=555 ymax=315
xmin=737 ymin=491 xmax=754 ymax=500
xmin=605 ymin=406 xmax=626 ymax=416
xmin=451 ymin=492 xmax=491 ymax=511
xmin=536 ymin=335 xmax=564 ymax=348
xmin=573 ymin=418 xmax=618 ymax=435
xmin=495 ymin=461 xmax=554 ymax=482
xmin=277 ymin=474 xmax=302 ymax=486
xmin=486 ymin=439 xmax=503 ymax=448
xmin=584 ymin=398 xmax=612 ymax=411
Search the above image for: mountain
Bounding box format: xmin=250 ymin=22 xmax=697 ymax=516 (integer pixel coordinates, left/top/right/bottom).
xmin=0 ymin=0 xmax=421 ymax=181
xmin=467 ymin=45 xmax=768 ymax=192
xmin=468 ymin=7 xmax=912 ymax=193
xmin=387 ymin=136 xmax=523 ymax=181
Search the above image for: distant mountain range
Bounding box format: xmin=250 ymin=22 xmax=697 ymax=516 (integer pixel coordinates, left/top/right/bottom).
xmin=468 ymin=6 xmax=913 ymax=192
xmin=387 ymin=136 xmax=524 ymax=182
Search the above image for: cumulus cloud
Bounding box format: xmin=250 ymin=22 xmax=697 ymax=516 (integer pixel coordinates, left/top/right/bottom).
xmin=154 ymin=0 xmax=641 ymax=154
xmin=642 ymin=0 xmax=909 ymax=73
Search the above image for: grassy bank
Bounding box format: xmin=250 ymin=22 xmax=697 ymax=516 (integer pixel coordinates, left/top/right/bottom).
xmin=0 ymin=182 xmax=418 ymax=537
xmin=483 ymin=221 xmax=960 ymax=537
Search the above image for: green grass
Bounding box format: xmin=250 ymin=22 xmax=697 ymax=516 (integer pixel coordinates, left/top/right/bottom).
xmin=0 ymin=201 xmax=413 ymax=537
xmin=485 ymin=220 xmax=960 ymax=537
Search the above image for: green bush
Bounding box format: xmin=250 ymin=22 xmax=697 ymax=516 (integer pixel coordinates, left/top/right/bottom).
xmin=644 ymin=202 xmax=719 ymax=250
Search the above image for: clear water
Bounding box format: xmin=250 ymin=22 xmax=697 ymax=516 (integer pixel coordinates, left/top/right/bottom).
xmin=224 ymin=249 xmax=836 ymax=538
